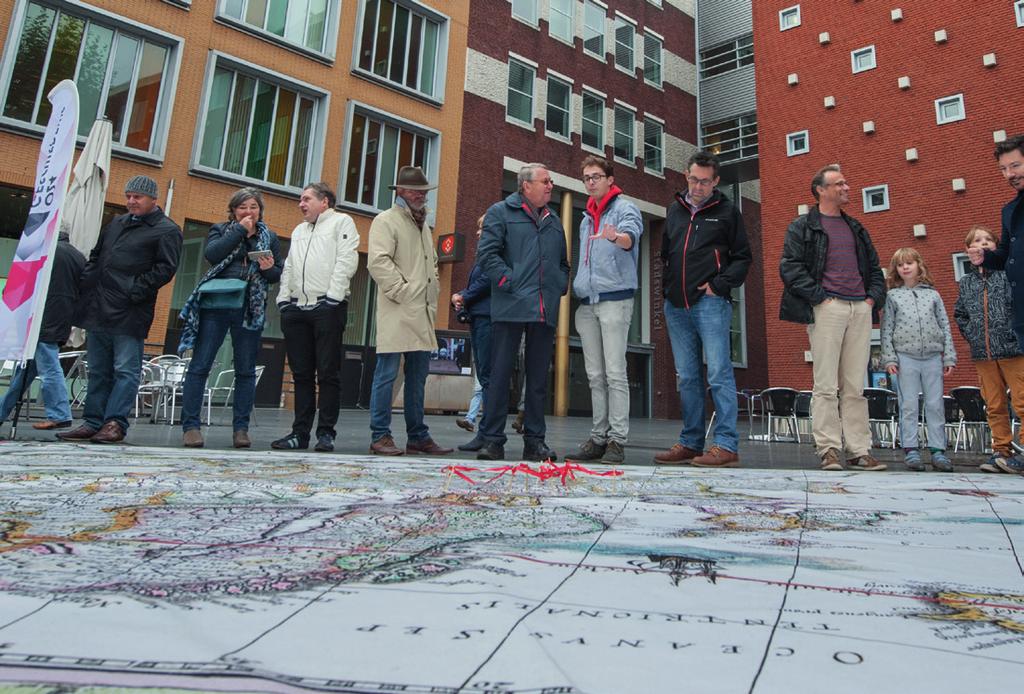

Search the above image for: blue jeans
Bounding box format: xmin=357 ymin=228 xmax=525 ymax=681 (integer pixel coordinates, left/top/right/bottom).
xmin=0 ymin=341 xmax=71 ymax=422
xmin=369 ymin=351 xmax=430 ymax=443
xmin=664 ymin=296 xmax=739 ymax=453
xmin=181 ymin=308 xmax=261 ymax=432
xmin=83 ymin=330 xmax=144 ymax=430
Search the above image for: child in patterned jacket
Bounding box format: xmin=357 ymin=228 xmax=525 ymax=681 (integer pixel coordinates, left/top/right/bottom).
xmin=880 ymin=248 xmax=957 ymax=471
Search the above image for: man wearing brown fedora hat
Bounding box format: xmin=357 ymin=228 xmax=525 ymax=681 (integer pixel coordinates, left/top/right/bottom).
xmin=367 ymin=166 xmax=453 ymax=456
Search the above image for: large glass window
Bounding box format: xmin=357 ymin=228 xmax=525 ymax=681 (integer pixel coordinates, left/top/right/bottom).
xmin=342 ymin=108 xmax=435 ymax=212
xmin=581 ymin=90 xmax=604 ymax=150
xmin=545 ymin=76 xmax=571 ymax=139
xmin=219 ymin=0 xmax=332 ymax=54
xmin=355 ymin=0 xmax=446 ymax=100
xmin=702 ymin=114 xmax=758 ymax=162
xmin=511 ymin=0 xmax=537 ymax=25
xmin=614 ymin=16 xmax=635 ymax=72
xmin=506 ymin=58 xmax=535 ymax=126
xmin=643 ymin=118 xmax=663 ymax=173
xmin=643 ymin=31 xmax=662 ymax=86
xmin=700 ymin=34 xmax=754 ymax=78
xmin=1 ymin=1 xmax=176 ymax=154
xmin=583 ymin=1 xmax=605 ymax=57
xmin=613 ymin=105 xmax=634 ymax=162
xmin=197 ymin=60 xmax=322 ymax=189
xmin=549 ymin=0 xmax=573 ymax=42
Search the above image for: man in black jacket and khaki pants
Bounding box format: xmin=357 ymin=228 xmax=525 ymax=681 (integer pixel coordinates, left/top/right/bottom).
xmin=59 ymin=175 xmax=182 ymax=444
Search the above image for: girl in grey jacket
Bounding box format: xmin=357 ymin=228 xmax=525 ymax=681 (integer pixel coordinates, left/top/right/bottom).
xmin=880 ymin=248 xmax=957 ymax=471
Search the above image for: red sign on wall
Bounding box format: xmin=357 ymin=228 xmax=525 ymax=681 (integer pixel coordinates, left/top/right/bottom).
xmin=436 ymin=232 xmax=464 ymax=263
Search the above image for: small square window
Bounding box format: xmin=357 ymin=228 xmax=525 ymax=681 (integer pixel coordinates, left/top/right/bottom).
xmin=786 ymin=130 xmax=809 ymax=156
xmin=851 ymin=46 xmax=876 ymax=73
xmin=952 ymin=252 xmax=972 ymax=282
xmin=935 ymin=94 xmax=965 ymax=124
xmin=779 ymin=5 xmax=801 ymax=31
xmin=1016 ymin=1 xmax=1024 ymax=27
xmin=862 ymin=185 xmax=890 ymax=212
xmin=511 ymin=0 xmax=538 ymax=26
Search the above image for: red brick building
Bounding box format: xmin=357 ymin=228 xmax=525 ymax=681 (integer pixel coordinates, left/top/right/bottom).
xmin=754 ymin=0 xmax=1024 ymax=390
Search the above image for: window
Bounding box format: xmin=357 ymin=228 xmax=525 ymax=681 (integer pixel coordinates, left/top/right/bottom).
xmin=952 ymin=253 xmax=972 ymax=282
xmin=851 ymin=45 xmax=876 ymax=73
xmin=643 ymin=118 xmax=663 ymax=173
xmin=511 ymin=0 xmax=537 ymax=25
xmin=786 ymin=130 xmax=809 ymax=156
xmin=196 ymin=56 xmax=325 ymax=189
xmin=935 ymin=93 xmax=965 ymax=124
xmin=731 ymin=284 xmax=747 ymax=367
xmin=700 ymin=34 xmax=753 ymax=78
xmin=342 ymin=106 xmax=436 ymax=212
xmin=702 ymin=114 xmax=758 ymax=162
xmin=779 ymin=5 xmax=800 ymax=31
xmin=581 ymin=90 xmax=604 ymax=151
xmin=549 ymin=0 xmax=573 ymax=43
xmin=506 ymin=58 xmax=535 ymax=125
xmin=1 ymin=1 xmax=178 ymax=156
xmin=545 ymin=76 xmax=571 ymax=139
xmin=1017 ymin=0 xmax=1024 ymax=27
xmin=583 ymin=1 xmax=605 ymax=57
xmin=862 ymin=184 xmax=890 ymax=212
xmin=219 ymin=0 xmax=334 ymax=54
xmin=613 ymin=105 xmax=634 ymax=162
xmin=643 ymin=31 xmax=662 ymax=86
xmin=614 ymin=16 xmax=635 ymax=72
xmin=355 ymin=0 xmax=447 ymax=100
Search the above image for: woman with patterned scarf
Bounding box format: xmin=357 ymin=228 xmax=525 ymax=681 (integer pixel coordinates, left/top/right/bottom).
xmin=177 ymin=187 xmax=283 ymax=448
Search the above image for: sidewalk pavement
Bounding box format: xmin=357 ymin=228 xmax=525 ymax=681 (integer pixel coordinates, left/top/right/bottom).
xmin=0 ymin=406 xmax=993 ymax=472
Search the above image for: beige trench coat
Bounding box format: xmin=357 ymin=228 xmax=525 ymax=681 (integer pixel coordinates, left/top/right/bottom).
xmin=368 ymin=204 xmax=440 ymax=354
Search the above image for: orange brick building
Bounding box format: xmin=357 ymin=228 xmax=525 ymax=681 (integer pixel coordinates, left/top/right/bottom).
xmin=0 ymin=0 xmax=468 ymax=406
xmin=754 ymin=0 xmax=1024 ymax=390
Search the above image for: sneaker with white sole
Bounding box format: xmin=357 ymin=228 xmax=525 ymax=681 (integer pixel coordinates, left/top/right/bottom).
xmin=929 ymin=450 xmax=953 ymax=472
xmin=995 ymin=455 xmax=1024 ymax=475
xmin=904 ymin=449 xmax=924 ymax=472
xmin=820 ymin=448 xmax=844 ymax=471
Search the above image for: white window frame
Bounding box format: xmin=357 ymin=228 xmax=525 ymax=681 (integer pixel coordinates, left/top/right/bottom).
xmin=643 ymin=115 xmax=664 ymax=175
xmin=862 ymin=184 xmax=890 ymax=213
xmin=613 ymin=13 xmax=636 ymax=74
xmin=935 ymin=93 xmax=965 ymax=125
xmin=338 ymin=100 xmax=441 ymax=219
xmin=851 ymin=45 xmax=877 ymax=73
xmin=511 ymin=0 xmax=538 ymax=27
xmin=583 ymin=0 xmax=606 ymax=59
xmin=190 ymin=50 xmax=329 ymax=195
xmin=730 ymin=283 xmax=747 ymax=368
xmin=580 ymin=87 xmax=605 ymax=154
xmin=351 ymin=0 xmax=450 ymax=104
xmin=786 ymin=130 xmax=809 ymax=156
xmin=548 ymin=0 xmax=574 ymax=44
xmin=952 ymin=252 xmax=972 ymax=282
xmin=0 ymin=0 xmax=184 ymax=162
xmin=779 ymin=5 xmax=801 ymax=31
xmin=544 ymin=73 xmax=572 ymax=141
xmin=215 ymin=0 xmax=340 ymax=60
xmin=506 ymin=55 xmax=536 ymax=128
xmin=643 ymin=30 xmax=663 ymax=88
xmin=1016 ymin=0 xmax=1024 ymax=27
xmin=613 ymin=101 xmax=636 ymax=166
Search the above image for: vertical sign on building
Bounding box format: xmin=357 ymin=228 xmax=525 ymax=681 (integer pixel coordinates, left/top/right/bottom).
xmin=0 ymin=80 xmax=79 ymax=361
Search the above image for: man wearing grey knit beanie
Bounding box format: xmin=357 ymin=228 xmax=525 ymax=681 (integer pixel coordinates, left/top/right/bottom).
xmin=59 ymin=174 xmax=183 ymax=444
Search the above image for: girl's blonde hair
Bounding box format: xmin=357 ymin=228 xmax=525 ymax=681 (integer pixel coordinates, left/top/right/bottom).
xmin=887 ymin=247 xmax=935 ymax=288
xmin=963 ymin=224 xmax=995 ymax=248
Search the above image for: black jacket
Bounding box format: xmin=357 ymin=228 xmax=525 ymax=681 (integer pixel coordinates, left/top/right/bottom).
xmin=954 ymin=267 xmax=1021 ymax=361
xmin=661 ymin=188 xmax=751 ymax=309
xmin=205 ymin=220 xmax=284 ymax=285
xmin=39 ymin=235 xmax=85 ymax=344
xmin=477 ymin=192 xmax=570 ymax=327
xmin=79 ymin=207 xmax=183 ymax=338
xmin=982 ymin=190 xmax=1024 ymax=336
xmin=779 ymin=206 xmax=886 ymax=324
xmin=459 ymin=262 xmax=491 ymax=318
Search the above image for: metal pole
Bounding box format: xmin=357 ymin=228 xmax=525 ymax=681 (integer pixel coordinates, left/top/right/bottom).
xmin=554 ymin=190 xmax=573 ymax=417
xmin=8 ymin=359 xmax=36 ymax=440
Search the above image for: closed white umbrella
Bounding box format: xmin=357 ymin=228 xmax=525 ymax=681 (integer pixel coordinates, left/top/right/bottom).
xmin=62 ymin=118 xmax=111 ymax=346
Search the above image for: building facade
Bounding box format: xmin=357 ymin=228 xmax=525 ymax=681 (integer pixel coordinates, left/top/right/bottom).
xmin=754 ymin=0 xmax=1024 ymax=390
xmin=0 ymin=0 xmax=469 ymax=406
xmin=452 ymin=0 xmax=703 ymax=419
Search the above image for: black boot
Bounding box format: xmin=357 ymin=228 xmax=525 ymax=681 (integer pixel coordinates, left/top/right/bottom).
xmin=523 ymin=440 xmax=558 ymax=462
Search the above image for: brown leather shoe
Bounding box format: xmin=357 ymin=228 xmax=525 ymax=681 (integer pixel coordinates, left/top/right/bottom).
xmin=406 ymin=437 xmax=454 ymax=455
xmin=370 ymin=435 xmax=404 ymax=456
xmin=90 ymin=420 xmax=126 ymax=444
xmin=456 ymin=418 xmax=474 ymax=433
xmin=33 ymin=419 xmax=72 ymax=430
xmin=692 ymin=446 xmax=740 ymax=468
xmin=56 ymin=424 xmax=98 ymax=441
xmin=233 ymin=430 xmax=251 ymax=448
xmin=183 ymin=429 xmax=204 ymax=448
xmin=511 ymin=410 xmax=525 ymax=434
xmin=653 ymin=443 xmax=701 ymax=465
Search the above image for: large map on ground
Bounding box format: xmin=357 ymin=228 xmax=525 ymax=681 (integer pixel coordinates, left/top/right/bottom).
xmin=0 ymin=442 xmax=1022 ymax=693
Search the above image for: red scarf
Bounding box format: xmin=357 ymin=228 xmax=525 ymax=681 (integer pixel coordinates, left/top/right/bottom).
xmin=584 ymin=185 xmax=623 ymax=265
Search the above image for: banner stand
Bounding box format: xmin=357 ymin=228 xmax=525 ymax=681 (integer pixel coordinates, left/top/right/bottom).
xmin=7 ymin=359 xmax=36 ymax=440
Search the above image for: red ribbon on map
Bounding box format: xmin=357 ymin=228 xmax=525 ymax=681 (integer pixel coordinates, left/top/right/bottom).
xmin=442 ymin=461 xmax=623 ymax=486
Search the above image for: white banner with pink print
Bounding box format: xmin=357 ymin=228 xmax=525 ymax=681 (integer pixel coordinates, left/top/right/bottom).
xmin=0 ymin=79 xmax=78 ymax=361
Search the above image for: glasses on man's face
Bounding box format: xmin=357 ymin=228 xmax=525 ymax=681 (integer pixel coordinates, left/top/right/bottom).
xmin=582 ymin=174 xmax=607 ymax=184
xmin=686 ymin=176 xmax=714 ymax=187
